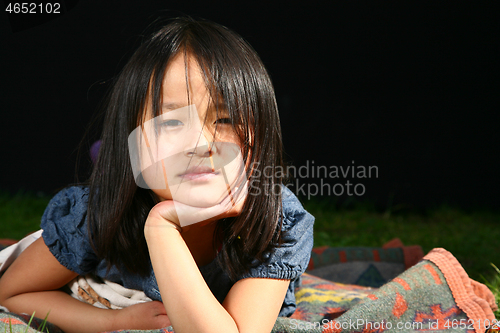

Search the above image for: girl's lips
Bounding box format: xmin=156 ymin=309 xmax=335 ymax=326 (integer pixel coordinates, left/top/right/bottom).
xmin=180 ymin=172 xmax=217 ymax=181
xmin=178 ymin=166 xmax=218 ymax=181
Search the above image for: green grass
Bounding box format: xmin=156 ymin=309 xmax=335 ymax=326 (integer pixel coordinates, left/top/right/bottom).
xmin=2 ymin=311 xmax=50 ymax=333
xmin=0 ymin=190 xmax=50 ymax=240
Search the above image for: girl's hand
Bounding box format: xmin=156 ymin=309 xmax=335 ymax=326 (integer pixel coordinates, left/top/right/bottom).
xmin=113 ymin=301 xmax=171 ymax=330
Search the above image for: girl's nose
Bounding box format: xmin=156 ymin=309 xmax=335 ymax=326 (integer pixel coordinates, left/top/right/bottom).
xmin=184 ymin=127 xmax=216 ymax=157
xmin=184 ymin=144 xmax=214 ymax=157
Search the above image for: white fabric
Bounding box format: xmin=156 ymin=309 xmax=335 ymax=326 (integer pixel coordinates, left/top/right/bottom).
xmin=68 ymin=274 xmax=151 ymax=309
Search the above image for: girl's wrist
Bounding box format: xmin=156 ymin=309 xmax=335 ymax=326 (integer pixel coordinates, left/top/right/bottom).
xmin=144 ymin=217 xmax=183 ymax=239
xmin=160 ymin=220 xmax=183 ymax=233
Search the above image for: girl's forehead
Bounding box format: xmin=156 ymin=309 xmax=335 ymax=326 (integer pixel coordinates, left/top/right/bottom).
xmin=155 ymin=54 xmax=212 ymax=114
xmin=161 ymin=54 xmax=206 ymax=99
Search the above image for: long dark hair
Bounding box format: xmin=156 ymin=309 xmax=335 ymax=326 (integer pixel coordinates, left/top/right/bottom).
xmin=88 ymin=17 xmax=284 ymax=280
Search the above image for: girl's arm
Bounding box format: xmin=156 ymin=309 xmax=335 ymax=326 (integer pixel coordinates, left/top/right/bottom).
xmin=0 ymin=238 xmax=170 ymax=332
xmin=146 ymin=204 xmax=291 ymax=333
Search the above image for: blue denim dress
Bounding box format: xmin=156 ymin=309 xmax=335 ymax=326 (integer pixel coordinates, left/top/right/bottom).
xmin=41 ymin=186 xmax=314 ymax=317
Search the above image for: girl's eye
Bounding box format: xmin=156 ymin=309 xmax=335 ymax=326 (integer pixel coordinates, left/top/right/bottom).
xmin=161 ymin=119 xmax=184 ymax=128
xmin=214 ymin=118 xmax=231 ymax=125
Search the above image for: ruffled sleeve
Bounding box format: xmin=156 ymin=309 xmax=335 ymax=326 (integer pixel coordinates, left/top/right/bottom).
xmin=240 ymin=186 xmax=314 ymax=316
xmin=41 ymin=186 xmax=99 ymax=275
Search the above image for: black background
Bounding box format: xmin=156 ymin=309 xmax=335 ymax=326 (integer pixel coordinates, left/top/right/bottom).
xmin=1 ymin=0 xmax=498 ymax=211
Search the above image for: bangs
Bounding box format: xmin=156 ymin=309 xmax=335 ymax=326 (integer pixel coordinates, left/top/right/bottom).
xmin=143 ymin=43 xmax=257 ymax=164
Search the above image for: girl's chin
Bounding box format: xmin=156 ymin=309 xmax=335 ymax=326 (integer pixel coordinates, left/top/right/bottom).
xmin=173 ymin=196 xmax=225 ymax=208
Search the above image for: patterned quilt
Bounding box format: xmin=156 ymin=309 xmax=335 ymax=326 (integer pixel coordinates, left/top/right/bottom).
xmin=0 ymin=242 xmax=498 ymax=333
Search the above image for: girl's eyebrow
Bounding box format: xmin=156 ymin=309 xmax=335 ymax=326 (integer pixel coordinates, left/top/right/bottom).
xmin=161 ymin=102 xmax=187 ymax=111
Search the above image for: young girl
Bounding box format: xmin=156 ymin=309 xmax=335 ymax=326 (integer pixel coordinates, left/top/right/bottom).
xmin=0 ymin=17 xmax=314 ymax=333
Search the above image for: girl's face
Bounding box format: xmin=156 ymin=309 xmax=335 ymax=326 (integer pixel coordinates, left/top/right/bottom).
xmin=129 ymin=52 xmax=247 ymax=226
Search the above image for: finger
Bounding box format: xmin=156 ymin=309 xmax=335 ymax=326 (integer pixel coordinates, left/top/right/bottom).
xmin=150 ymin=200 xmax=180 ymax=225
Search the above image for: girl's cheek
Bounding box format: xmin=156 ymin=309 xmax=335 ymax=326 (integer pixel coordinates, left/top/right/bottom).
xmin=140 ymin=161 xmax=172 ymax=199
xmin=151 ymin=188 xmax=173 ymax=202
